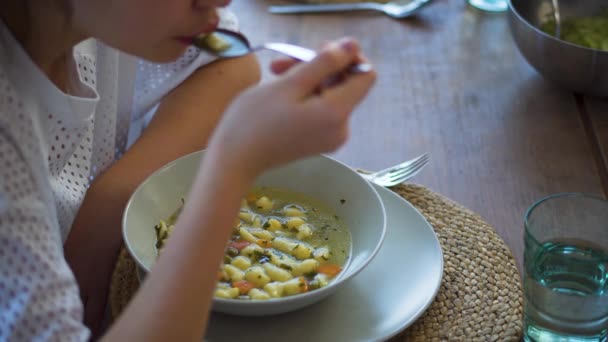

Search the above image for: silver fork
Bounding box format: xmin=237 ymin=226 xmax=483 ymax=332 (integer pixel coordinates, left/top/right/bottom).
xmin=268 ymin=0 xmax=434 ymax=19
xmin=359 ymin=153 xmax=429 ymax=187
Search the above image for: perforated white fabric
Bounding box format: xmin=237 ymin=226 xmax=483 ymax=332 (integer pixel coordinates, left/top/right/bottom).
xmin=0 ymin=9 xmax=237 ymax=341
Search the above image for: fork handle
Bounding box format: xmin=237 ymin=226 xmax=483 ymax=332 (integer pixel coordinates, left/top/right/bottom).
xmin=268 ymin=3 xmax=379 ymax=14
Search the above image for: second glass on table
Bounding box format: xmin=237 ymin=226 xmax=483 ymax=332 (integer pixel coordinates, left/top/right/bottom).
xmin=524 ymin=193 xmax=608 ymax=341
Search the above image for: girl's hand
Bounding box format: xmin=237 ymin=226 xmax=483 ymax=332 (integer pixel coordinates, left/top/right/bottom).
xmin=207 ymin=37 xmax=376 ymax=177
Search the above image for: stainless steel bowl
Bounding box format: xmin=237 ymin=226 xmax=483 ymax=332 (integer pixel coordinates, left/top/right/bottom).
xmin=508 ymin=0 xmax=608 ymax=97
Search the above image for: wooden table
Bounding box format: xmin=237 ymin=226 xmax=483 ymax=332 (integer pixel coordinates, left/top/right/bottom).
xmin=228 ymin=0 xmax=607 ymax=338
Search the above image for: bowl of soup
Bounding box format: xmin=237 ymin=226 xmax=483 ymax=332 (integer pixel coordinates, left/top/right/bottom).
xmin=122 ymin=150 xmax=387 ymax=316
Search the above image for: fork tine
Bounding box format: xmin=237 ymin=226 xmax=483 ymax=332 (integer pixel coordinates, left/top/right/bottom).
xmin=377 ymin=158 xmax=428 ymax=182
xmin=384 ymin=154 xmax=428 ymax=175
xmin=374 ymin=153 xmax=429 ymax=178
xmin=384 ymin=155 xmax=429 ymax=180
xmin=386 ymin=159 xmax=428 ymax=182
xmin=375 ymin=156 xmax=429 ymax=186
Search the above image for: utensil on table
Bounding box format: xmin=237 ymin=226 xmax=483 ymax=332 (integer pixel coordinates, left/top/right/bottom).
xmin=550 ymin=0 xmax=562 ymax=38
xmin=359 ymin=153 xmax=429 ymax=187
xmin=193 ymin=29 xmax=372 ymax=74
xmin=268 ymin=0 xmax=433 ymax=19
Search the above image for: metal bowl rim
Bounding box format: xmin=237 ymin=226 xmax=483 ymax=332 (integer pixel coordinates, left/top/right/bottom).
xmin=507 ymin=0 xmax=608 ymax=55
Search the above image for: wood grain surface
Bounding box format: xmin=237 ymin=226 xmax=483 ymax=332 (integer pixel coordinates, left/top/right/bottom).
xmin=581 ymin=96 xmax=608 ymax=193
xmin=228 ymin=1 xmax=606 ymax=339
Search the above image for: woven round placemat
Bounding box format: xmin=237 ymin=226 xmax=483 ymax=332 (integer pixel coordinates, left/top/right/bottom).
xmin=109 ymin=183 xmax=523 ymax=341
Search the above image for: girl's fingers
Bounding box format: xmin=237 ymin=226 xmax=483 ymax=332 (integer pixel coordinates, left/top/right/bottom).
xmin=269 ymin=37 xmax=360 ymax=75
xmin=318 ymin=51 xmax=370 ymax=91
xmin=281 ymin=37 xmax=362 ymax=97
xmin=269 ymin=50 xmax=364 ymax=76
xmin=354 ymin=51 xmax=369 ymax=64
xmin=318 ymin=66 xmax=377 ymax=118
xmin=270 ymin=57 xmax=300 ymax=75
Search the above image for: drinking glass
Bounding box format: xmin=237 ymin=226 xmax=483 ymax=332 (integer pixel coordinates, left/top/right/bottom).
xmin=524 ymin=193 xmax=608 ymax=341
xmin=467 ymin=0 xmax=507 ymax=12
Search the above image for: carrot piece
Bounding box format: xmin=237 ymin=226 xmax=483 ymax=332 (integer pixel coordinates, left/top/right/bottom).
xmin=229 ymin=239 xmax=251 ymax=251
xmin=298 ymin=277 xmax=309 ymax=293
xmin=232 ymin=280 xmax=255 ymax=295
xmin=317 ymin=264 xmax=342 ymax=278
xmin=246 ymin=193 xmax=257 ymax=202
xmin=217 ymin=271 xmax=225 ymax=281
xmin=256 ymin=239 xmax=272 ymax=248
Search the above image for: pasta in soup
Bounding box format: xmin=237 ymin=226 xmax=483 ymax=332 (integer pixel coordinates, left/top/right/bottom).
xmin=193 ymin=33 xmax=232 ymax=52
xmin=154 ymin=187 xmax=352 ymax=300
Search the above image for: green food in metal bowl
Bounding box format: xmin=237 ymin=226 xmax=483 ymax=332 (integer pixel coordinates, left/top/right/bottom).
xmin=541 ymin=14 xmax=608 ymax=51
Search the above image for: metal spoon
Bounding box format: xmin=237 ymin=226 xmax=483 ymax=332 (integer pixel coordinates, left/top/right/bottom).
xmin=551 ymin=0 xmax=562 ymax=38
xmin=193 ymin=29 xmax=372 ymax=74
xmin=268 ymin=0 xmax=434 ymax=19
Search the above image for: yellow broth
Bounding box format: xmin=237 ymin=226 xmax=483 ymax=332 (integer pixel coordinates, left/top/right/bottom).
xmin=247 ymin=187 xmax=351 ymax=266
xmin=154 ymin=187 xmax=352 ymax=300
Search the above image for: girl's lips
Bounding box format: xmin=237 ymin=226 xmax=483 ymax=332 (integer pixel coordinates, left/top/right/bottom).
xmin=193 ymin=18 xmax=220 ymax=37
xmin=176 ymin=20 xmax=220 ymax=45
xmin=176 ymin=37 xmax=195 ymax=45
xmin=176 ymin=9 xmax=220 ymax=45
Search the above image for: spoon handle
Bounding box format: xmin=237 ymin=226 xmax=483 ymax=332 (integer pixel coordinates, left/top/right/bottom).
xmin=550 ymin=0 xmax=561 ymax=38
xmin=261 ymin=43 xmax=372 ymax=74
xmin=268 ymin=3 xmax=380 ymax=14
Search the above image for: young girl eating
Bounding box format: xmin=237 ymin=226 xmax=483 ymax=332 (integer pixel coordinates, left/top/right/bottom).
xmin=0 ymin=0 xmax=376 ymax=340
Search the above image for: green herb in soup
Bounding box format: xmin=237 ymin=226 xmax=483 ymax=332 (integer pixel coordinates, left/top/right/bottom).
xmin=154 ymin=187 xmax=352 ymax=300
xmin=153 ymin=198 xmax=183 ymax=250
xmin=541 ymin=14 xmax=608 ymax=51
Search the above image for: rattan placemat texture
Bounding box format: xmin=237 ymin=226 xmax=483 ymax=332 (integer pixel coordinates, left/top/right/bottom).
xmin=109 ymin=183 xmax=523 ymax=341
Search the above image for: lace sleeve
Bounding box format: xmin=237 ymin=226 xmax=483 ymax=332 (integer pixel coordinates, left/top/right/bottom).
xmin=0 ymin=130 xmax=89 ymax=341
xmin=132 ymin=8 xmax=239 ymax=119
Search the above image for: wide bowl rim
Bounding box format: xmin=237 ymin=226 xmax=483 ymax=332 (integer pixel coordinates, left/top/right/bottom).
xmin=122 ymin=149 xmax=387 ymax=308
xmin=507 ymin=0 xmax=608 ymax=55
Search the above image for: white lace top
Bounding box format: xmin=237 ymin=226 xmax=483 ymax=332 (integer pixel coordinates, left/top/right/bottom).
xmin=0 ymin=11 xmax=237 ymax=341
